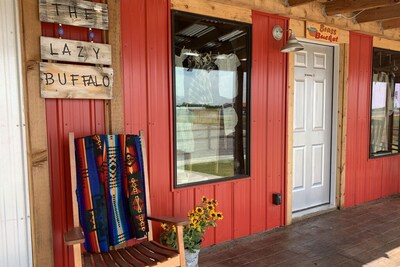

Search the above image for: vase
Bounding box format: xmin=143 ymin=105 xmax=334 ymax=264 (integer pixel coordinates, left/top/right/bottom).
xmin=185 ymin=249 xmax=200 ymax=267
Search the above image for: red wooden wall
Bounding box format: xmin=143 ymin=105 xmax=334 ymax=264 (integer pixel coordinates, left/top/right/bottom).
xmin=42 ymin=22 xmax=106 ymax=267
xmin=120 ymin=0 xmax=287 ymax=249
xmin=44 ymin=2 xmax=288 ymax=265
xmin=345 ymin=32 xmax=400 ymax=207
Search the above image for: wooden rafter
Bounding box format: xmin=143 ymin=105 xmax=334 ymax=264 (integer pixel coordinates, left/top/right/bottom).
xmin=355 ymin=5 xmax=400 ymax=23
xmin=382 ymin=18 xmax=400 ymax=30
xmin=325 ymin=0 xmax=400 ymax=16
xmin=285 ymin=0 xmax=314 ymax=7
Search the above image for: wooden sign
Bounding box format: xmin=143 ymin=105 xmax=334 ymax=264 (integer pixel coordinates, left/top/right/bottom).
xmin=40 ymin=62 xmax=113 ymax=99
xmin=306 ymin=22 xmax=339 ymax=43
xmin=39 ymin=0 xmax=108 ymax=30
xmin=41 ymin=37 xmax=112 ymax=65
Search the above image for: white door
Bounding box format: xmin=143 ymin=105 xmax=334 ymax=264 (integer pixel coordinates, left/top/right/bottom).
xmin=292 ymin=42 xmax=334 ymax=213
xmin=0 ymin=0 xmax=33 ymax=266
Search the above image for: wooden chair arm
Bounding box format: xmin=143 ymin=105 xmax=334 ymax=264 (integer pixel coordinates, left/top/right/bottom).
xmin=147 ymin=216 xmax=190 ymax=226
xmin=64 ymin=227 xmax=85 ymax=246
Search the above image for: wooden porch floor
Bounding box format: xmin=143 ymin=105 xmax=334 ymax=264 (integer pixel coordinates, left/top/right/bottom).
xmin=199 ymin=195 xmax=400 ymax=266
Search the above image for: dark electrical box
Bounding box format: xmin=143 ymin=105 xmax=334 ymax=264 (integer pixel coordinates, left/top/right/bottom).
xmin=272 ymin=193 xmax=282 ymax=205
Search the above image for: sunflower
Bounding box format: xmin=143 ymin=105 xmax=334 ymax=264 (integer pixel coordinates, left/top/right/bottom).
xmin=202 ymin=196 xmax=208 ymax=203
xmin=195 ymin=206 xmax=204 ymax=215
xmin=161 ymin=223 xmax=169 ymax=231
xmin=212 ymin=199 xmax=218 ymax=206
xmin=210 ymin=211 xmax=217 ymax=219
xmin=190 ymin=217 xmax=199 ymax=225
xmin=216 ymin=212 xmax=224 ymax=220
xmin=207 ymin=204 xmax=214 ymax=211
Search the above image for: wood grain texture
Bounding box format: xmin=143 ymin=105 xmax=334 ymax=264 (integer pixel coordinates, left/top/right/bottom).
xmin=286 ymin=0 xmax=314 ymax=7
xmin=39 ymin=0 xmax=109 ymax=30
xmin=355 ymin=5 xmax=400 ymax=23
xmin=20 ymin=0 xmax=54 ymax=265
xmin=305 ymin=21 xmax=350 ymax=44
xmin=336 ymin=43 xmax=346 ymax=209
xmin=324 ymin=0 xmax=400 ymax=16
xmin=382 ymin=18 xmax=400 ymax=30
xmin=171 ymin=0 xmax=252 ymax=23
xmin=40 ymin=62 xmax=113 ymax=99
xmin=374 ymin=36 xmax=400 ymax=51
xmin=208 ymin=0 xmax=400 ymax=40
xmin=41 ymin=36 xmax=112 ymax=65
xmin=107 ymin=0 xmax=124 ymax=134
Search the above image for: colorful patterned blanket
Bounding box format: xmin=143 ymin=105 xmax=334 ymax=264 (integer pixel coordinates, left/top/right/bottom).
xmin=74 ymin=134 xmax=148 ymax=253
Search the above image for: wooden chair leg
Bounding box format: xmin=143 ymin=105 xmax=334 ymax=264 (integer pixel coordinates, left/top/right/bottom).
xmin=176 ymin=225 xmax=186 ymax=267
xmin=73 ymin=244 xmax=82 ymax=266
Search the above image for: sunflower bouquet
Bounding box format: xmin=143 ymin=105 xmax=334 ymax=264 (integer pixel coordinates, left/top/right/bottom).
xmin=160 ymin=196 xmax=223 ymax=252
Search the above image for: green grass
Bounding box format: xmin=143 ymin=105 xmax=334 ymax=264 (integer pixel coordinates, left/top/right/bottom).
xmin=185 ymin=160 xmax=234 ymax=177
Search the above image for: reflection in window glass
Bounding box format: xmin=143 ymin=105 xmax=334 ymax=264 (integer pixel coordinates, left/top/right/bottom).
xmin=172 ymin=11 xmax=251 ymax=187
xmin=370 ymin=48 xmax=400 ymax=157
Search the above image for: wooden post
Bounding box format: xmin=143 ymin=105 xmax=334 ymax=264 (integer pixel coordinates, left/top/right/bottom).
xmin=339 ymin=44 xmax=349 ymax=209
xmin=68 ymin=133 xmax=82 ymax=267
xmin=19 ymin=0 xmax=54 ymax=265
xmin=107 ymin=0 xmax=124 ymax=134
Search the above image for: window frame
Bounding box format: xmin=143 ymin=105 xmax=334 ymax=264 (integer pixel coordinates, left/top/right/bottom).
xmin=171 ymin=10 xmax=252 ymax=188
xmin=369 ymin=47 xmax=400 ymax=159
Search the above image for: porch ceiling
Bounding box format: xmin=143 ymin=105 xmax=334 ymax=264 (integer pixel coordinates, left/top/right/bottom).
xmin=201 ymin=0 xmax=400 ymax=41
xmin=287 ymin=0 xmax=400 ymax=30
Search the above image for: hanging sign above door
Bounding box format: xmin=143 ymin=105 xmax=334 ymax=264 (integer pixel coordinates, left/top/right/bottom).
xmin=40 ymin=36 xmax=112 ymax=65
xmin=306 ymin=22 xmax=339 ymax=43
xmin=39 ymin=0 xmax=109 ymax=30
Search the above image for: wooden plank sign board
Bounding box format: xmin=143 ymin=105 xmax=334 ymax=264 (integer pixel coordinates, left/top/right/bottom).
xmin=40 ymin=62 xmax=113 ymax=99
xmin=41 ymin=37 xmax=112 ymax=65
xmin=306 ymin=22 xmax=339 ymax=43
xmin=39 ymin=0 xmax=108 ymax=30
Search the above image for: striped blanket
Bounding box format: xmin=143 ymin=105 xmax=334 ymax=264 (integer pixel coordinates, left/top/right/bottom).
xmin=74 ymin=134 xmax=148 ymax=253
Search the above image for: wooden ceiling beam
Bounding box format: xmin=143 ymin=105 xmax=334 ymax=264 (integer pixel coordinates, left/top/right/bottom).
xmin=382 ymin=18 xmax=400 ymax=30
xmin=355 ymin=5 xmax=400 ymax=23
xmin=285 ymin=0 xmax=315 ymax=7
xmin=325 ymin=0 xmax=400 ymax=16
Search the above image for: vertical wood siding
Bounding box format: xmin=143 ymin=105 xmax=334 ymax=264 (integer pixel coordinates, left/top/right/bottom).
xmin=121 ymin=1 xmax=287 ymax=249
xmin=0 ymin=0 xmax=32 ymax=266
xmin=42 ymin=20 xmax=106 ymax=267
xmin=345 ymin=32 xmax=400 ymax=207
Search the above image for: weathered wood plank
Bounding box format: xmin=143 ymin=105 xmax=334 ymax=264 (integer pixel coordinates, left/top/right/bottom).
xmin=339 ymin=43 xmax=349 ymax=209
xmin=374 ymin=36 xmax=400 ymax=51
xmin=306 ymin=22 xmax=340 ymax=43
xmin=207 ymin=0 xmax=400 ymax=41
xmin=107 ymin=0 xmax=124 ymax=134
xmin=336 ymin=43 xmax=345 ymax=209
xmin=40 ymin=36 xmax=112 ymax=65
xmin=171 ymin=0 xmax=252 ymax=24
xmin=285 ymin=0 xmax=314 ymax=7
xmin=39 ymin=0 xmax=109 ymax=30
xmin=40 ymin=62 xmax=113 ymax=99
xmin=20 ymin=0 xmax=54 ymax=266
xmin=324 ymin=0 xmax=400 ymax=16
xmin=382 ymin=18 xmax=400 ymax=30
xmin=355 ymin=5 xmax=400 ymax=23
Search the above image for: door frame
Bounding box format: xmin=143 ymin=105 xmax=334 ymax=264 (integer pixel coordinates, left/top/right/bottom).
xmin=286 ymin=38 xmax=340 ymax=223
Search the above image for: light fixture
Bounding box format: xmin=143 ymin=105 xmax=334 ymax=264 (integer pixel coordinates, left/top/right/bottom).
xmin=272 ymin=25 xmax=304 ymax=53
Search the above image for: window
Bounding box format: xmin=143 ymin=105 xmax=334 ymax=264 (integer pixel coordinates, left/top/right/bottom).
xmin=370 ymin=48 xmax=400 ymax=157
xmin=172 ymin=11 xmax=251 ymax=187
